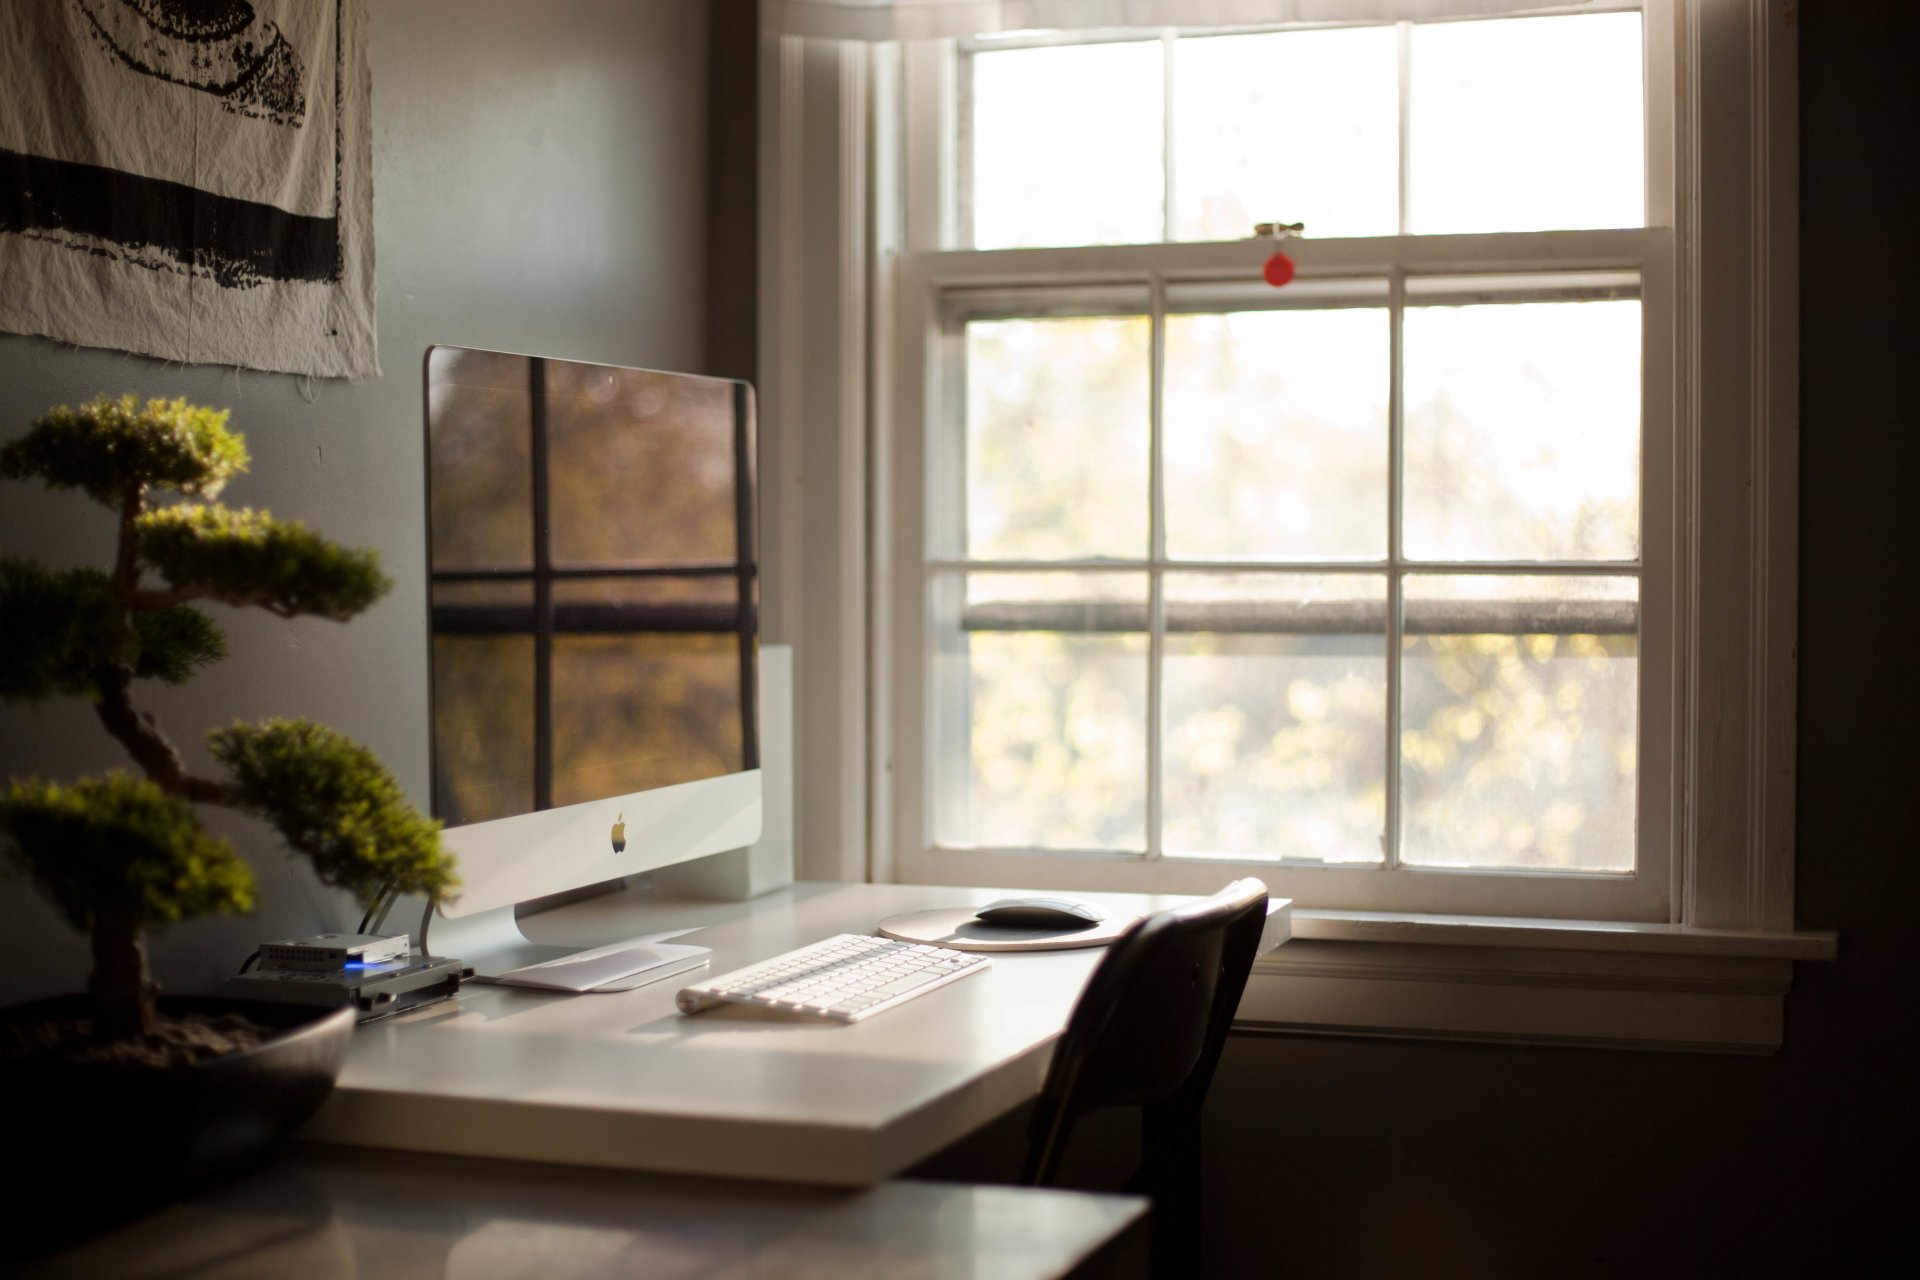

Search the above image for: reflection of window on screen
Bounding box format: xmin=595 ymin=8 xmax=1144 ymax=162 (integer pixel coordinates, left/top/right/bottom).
xmin=894 ymin=8 xmax=1669 ymax=921
xmin=426 ymin=352 xmax=755 ymax=828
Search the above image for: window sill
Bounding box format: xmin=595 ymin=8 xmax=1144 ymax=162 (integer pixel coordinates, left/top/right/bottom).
xmin=1289 ymin=908 xmax=1836 ymax=959
xmin=1236 ymin=909 xmax=1836 ymax=1055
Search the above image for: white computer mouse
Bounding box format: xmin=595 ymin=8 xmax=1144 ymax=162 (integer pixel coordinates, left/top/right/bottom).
xmin=972 ymin=896 xmax=1109 ymax=929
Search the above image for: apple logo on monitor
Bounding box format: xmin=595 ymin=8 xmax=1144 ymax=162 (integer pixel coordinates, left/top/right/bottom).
xmin=611 ymin=813 xmax=626 ymax=854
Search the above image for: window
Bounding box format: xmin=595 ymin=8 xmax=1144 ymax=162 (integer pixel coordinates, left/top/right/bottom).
xmin=761 ymin=0 xmax=1817 ymax=1049
xmin=887 ymin=5 xmax=1682 ymax=917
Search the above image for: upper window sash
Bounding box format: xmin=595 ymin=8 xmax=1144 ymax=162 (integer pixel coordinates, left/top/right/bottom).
xmin=923 ymin=3 xmax=1666 ymax=255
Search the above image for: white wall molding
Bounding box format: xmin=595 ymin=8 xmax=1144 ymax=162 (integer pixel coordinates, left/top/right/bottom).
xmin=759 ymin=33 xmax=874 ymax=882
xmin=1677 ymin=0 xmax=1799 ymax=933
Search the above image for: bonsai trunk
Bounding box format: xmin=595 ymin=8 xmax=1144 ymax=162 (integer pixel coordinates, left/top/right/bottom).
xmin=89 ymin=910 xmax=156 ymax=1039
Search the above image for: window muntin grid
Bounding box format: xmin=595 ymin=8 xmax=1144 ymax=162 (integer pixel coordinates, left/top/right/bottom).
xmin=927 ymin=275 xmax=1642 ymax=873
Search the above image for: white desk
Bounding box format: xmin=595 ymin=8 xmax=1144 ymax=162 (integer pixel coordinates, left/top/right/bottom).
xmin=303 ymin=881 xmax=1290 ymax=1186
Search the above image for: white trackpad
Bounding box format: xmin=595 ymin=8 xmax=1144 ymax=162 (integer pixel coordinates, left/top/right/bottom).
xmin=490 ymin=940 xmax=711 ymax=993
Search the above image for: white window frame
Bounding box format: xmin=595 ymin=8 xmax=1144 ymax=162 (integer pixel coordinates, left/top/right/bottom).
xmin=894 ymin=5 xmax=1674 ymax=920
xmin=757 ymin=0 xmax=1835 ymax=1053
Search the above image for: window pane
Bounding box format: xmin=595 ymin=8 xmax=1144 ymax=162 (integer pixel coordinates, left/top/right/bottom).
xmin=551 ymin=633 xmax=744 ymax=806
xmin=1173 ymin=26 xmax=1399 ymax=242
xmin=965 ymin=315 xmax=1150 ymax=560
xmin=1404 ymin=297 xmax=1641 ymax=561
xmin=1163 ymin=574 xmax=1387 ymax=863
xmin=432 ymin=632 xmax=534 ymax=827
xmin=972 ymin=41 xmax=1164 ymax=249
xmin=547 ymin=364 xmax=739 ymax=567
xmin=1408 ymin=12 xmax=1645 ymax=234
xmin=1400 ymin=575 xmax=1637 ymax=871
xmin=934 ymin=574 xmax=1148 ymax=851
xmin=1164 ymin=305 xmax=1389 ymax=560
xmin=426 ymin=347 xmax=531 ymax=571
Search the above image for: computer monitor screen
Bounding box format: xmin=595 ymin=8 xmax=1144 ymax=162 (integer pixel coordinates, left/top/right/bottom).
xmin=423 ymin=347 xmax=759 ymax=917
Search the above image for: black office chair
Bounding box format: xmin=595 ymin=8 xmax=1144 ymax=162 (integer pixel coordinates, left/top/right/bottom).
xmin=1020 ymin=877 xmax=1269 ymax=1273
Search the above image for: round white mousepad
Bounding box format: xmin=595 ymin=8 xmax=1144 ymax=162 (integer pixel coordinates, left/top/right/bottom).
xmin=877 ymin=907 xmax=1141 ymax=952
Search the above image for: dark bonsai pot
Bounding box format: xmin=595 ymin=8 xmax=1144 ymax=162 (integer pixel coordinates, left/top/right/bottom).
xmin=3 ymin=995 xmax=354 ymax=1253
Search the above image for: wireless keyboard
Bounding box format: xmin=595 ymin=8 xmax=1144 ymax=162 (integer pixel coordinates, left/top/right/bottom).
xmin=675 ymin=933 xmax=990 ymax=1022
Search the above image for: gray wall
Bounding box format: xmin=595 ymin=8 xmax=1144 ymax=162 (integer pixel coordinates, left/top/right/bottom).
xmin=0 ymin=0 xmax=713 ymax=1003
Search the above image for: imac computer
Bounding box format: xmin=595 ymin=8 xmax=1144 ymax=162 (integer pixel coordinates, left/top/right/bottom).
xmin=419 ymin=346 xmax=764 ymax=986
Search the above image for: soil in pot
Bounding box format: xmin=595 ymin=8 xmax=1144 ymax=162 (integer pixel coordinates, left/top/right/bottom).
xmin=2 ymin=1007 xmax=276 ymax=1069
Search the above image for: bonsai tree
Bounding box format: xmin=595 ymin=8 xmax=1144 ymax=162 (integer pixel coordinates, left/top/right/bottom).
xmin=0 ymin=395 xmax=456 ymax=1044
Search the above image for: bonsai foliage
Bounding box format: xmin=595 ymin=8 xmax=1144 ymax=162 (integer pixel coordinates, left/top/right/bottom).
xmin=1 ymin=560 xmax=227 ymax=699
xmin=138 ymin=505 xmax=389 ymax=620
xmin=0 ymin=395 xmax=247 ymax=505
xmin=0 ymin=776 xmax=254 ymax=1037
xmin=0 ymin=396 xmax=457 ymax=1041
xmin=210 ymin=720 xmax=455 ymax=906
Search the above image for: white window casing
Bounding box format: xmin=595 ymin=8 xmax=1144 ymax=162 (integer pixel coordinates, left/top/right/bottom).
xmin=758 ymin=0 xmax=1835 ymax=1052
xmin=757 ymin=34 xmax=873 ymax=885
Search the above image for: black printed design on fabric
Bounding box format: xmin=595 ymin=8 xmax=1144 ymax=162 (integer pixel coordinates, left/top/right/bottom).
xmin=0 ymin=149 xmax=340 ymax=287
xmin=0 ymin=0 xmax=345 ymax=289
xmin=73 ymin=0 xmax=308 ymax=126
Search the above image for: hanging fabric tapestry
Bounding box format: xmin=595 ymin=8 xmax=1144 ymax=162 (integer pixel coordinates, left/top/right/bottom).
xmin=0 ymin=0 xmax=377 ymax=379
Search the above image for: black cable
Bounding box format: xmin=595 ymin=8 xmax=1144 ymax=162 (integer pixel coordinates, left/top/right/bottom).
xmin=417 ymin=896 xmax=434 ymax=957
xmin=239 ymin=950 xmax=261 ymax=973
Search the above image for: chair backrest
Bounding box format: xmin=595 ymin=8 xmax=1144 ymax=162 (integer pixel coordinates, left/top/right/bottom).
xmin=1020 ymin=877 xmax=1268 ymax=1191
